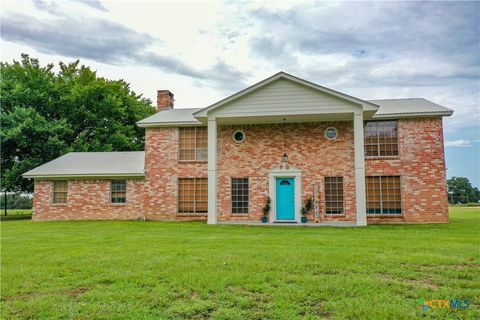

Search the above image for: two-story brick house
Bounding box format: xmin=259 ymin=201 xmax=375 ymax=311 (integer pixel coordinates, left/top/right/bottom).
xmin=23 ymin=72 xmax=453 ymax=225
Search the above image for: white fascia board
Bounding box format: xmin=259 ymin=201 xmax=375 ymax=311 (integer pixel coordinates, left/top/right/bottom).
xmin=137 ymin=121 xmax=204 ymax=128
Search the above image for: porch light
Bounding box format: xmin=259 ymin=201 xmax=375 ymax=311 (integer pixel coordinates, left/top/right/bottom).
xmin=282 ymin=153 xmax=288 ymax=164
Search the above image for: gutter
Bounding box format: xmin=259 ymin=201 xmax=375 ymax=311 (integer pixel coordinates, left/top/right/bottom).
xmin=372 ymin=111 xmax=453 ymax=119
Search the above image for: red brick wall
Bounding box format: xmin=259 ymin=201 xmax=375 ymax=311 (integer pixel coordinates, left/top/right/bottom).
xmin=365 ymin=118 xmax=449 ymax=224
xmin=143 ymin=127 xmax=207 ymax=220
xmin=216 ymin=122 xmax=356 ymax=222
xmin=32 ymin=179 xmax=144 ymax=221
xmin=31 ymin=117 xmax=449 ymax=224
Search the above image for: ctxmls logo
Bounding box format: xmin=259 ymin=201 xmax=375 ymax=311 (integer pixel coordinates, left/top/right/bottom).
xmin=417 ymin=298 xmax=470 ymax=310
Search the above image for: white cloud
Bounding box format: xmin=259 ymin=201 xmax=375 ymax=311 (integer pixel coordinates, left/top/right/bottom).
xmin=0 ymin=0 xmax=478 ymax=133
xmin=445 ymin=140 xmax=478 ymax=147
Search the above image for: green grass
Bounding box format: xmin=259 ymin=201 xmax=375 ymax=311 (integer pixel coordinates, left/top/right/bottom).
xmin=1 ymin=207 xmax=479 ymax=319
xmin=0 ymin=209 xmax=32 ymax=221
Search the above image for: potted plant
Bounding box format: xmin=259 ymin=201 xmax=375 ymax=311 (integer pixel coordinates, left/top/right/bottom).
xmin=301 ymin=198 xmax=312 ymax=223
xmin=262 ymin=197 xmax=271 ymax=223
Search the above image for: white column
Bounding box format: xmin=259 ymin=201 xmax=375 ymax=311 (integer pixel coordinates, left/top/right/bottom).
xmin=354 ymin=111 xmax=367 ymax=226
xmin=207 ymin=116 xmax=217 ymax=224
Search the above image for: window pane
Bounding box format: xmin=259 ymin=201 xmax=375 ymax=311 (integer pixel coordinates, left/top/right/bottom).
xmin=366 ymin=176 xmax=401 ymax=214
xmin=53 ymin=180 xmax=68 ymax=204
xmin=195 ymin=178 xmax=208 ymax=213
xmin=196 ymin=127 xmax=207 ymax=149
xmin=325 ymin=177 xmax=344 ymax=214
xmin=232 ymin=178 xmax=249 ymax=214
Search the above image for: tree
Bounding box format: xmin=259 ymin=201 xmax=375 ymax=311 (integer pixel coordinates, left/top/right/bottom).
xmin=447 ymin=177 xmax=480 ymax=204
xmin=1 ymin=54 xmax=155 ymax=193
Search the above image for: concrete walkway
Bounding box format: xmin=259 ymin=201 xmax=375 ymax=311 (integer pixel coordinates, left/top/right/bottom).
xmin=216 ymin=221 xmax=358 ymax=227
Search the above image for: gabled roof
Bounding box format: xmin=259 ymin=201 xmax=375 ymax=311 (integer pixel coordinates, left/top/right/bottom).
xmin=137 ymin=108 xmax=202 ymax=127
xmin=369 ymin=98 xmax=453 ymax=118
xmin=193 ymin=71 xmax=379 ymax=118
xmin=136 ymin=72 xmax=454 ymax=127
xmin=22 ymin=152 xmax=145 ymax=178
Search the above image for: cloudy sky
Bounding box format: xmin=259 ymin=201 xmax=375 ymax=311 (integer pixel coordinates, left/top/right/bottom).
xmin=1 ymin=0 xmax=479 ymax=186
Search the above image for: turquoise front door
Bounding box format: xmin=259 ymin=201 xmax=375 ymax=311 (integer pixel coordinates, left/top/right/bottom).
xmin=276 ymin=178 xmax=295 ymax=220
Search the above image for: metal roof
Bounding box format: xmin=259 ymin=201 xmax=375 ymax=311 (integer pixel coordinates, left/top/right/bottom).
xmin=22 ymin=152 xmax=145 ymax=178
xmin=137 ymin=98 xmax=452 ymax=126
xmin=369 ymin=98 xmax=453 ymax=117
xmin=137 ymin=108 xmax=202 ymax=127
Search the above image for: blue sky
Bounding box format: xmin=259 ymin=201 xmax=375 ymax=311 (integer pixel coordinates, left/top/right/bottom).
xmin=1 ymin=0 xmax=479 ymax=186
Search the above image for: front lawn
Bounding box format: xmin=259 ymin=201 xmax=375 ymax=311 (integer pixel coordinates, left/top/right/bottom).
xmin=1 ymin=207 xmax=479 ymax=319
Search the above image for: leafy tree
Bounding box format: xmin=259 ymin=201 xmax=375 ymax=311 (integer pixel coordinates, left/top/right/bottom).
xmin=0 ymin=194 xmax=32 ymax=209
xmin=447 ymin=177 xmax=480 ymax=204
xmin=1 ymin=54 xmax=155 ymax=193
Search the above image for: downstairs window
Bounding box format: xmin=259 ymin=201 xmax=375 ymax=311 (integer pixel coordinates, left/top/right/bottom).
xmin=231 ymin=178 xmax=249 ymax=214
xmin=111 ymin=180 xmax=127 ymax=204
xmin=178 ymin=178 xmax=208 ymax=214
xmin=366 ymin=176 xmax=402 ymax=214
xmin=325 ymin=177 xmax=344 ymax=214
xmin=53 ymin=180 xmax=68 ymax=204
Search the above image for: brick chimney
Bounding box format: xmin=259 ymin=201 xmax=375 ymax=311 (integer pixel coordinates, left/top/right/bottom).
xmin=156 ymin=90 xmax=174 ymax=112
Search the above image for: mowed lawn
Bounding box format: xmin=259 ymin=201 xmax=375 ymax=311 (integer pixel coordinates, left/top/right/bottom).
xmin=1 ymin=208 xmax=479 ymax=319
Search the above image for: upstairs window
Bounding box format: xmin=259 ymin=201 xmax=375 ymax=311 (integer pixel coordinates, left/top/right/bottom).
xmin=53 ymin=180 xmax=68 ymax=204
xmin=364 ymin=121 xmax=398 ymax=157
xmin=179 ymin=127 xmax=207 ymax=161
xmin=111 ymin=180 xmax=127 ymax=204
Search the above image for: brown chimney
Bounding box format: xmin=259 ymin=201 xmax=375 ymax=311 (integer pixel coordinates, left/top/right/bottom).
xmin=157 ymin=90 xmax=174 ymax=112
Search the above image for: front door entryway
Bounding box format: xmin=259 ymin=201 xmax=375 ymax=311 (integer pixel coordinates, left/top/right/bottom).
xmin=276 ymin=178 xmax=295 ymax=220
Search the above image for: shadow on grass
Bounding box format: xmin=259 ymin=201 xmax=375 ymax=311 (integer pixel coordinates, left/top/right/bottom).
xmin=0 ymin=215 xmax=32 ymax=222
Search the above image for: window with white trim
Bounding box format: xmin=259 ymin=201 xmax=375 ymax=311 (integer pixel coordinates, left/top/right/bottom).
xmin=231 ymin=178 xmax=249 ymax=214
xmin=366 ymin=176 xmax=402 ymax=214
xmin=325 ymin=177 xmax=344 ymax=214
xmin=179 ymin=127 xmax=207 ymax=161
xmin=53 ymin=180 xmax=68 ymax=204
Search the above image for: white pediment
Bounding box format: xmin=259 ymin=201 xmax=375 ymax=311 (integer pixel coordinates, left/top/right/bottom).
xmin=194 ymin=72 xmax=378 ymax=119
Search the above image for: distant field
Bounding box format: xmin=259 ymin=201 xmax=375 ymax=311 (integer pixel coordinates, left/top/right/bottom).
xmin=2 ymin=209 xmax=32 ymax=215
xmin=0 ymin=209 xmax=32 ymax=221
xmin=1 ymin=207 xmax=479 ymax=319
